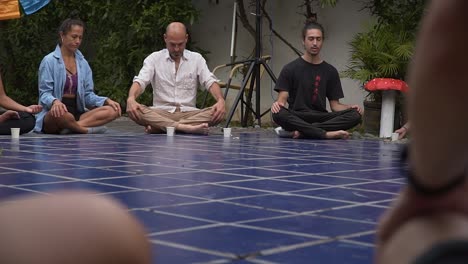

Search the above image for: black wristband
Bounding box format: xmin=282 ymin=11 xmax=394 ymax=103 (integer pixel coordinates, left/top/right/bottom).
xmin=401 ymin=145 xmax=466 ymax=197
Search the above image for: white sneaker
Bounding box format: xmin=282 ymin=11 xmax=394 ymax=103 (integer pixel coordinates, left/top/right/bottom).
xmin=274 ymin=127 xmax=294 ymax=138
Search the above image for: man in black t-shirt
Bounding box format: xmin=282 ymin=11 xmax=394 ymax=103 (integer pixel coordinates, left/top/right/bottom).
xmin=271 ymin=21 xmax=362 ymax=139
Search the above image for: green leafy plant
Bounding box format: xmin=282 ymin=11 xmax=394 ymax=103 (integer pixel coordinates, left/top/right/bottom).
xmin=342 ymin=23 xmax=414 ymax=101
xmin=341 ymin=0 xmax=427 ymax=135
xmin=342 ymin=0 xmax=427 ymax=101
xmin=0 ymin=0 xmax=200 ymax=110
xmin=363 ymin=0 xmax=426 ymax=31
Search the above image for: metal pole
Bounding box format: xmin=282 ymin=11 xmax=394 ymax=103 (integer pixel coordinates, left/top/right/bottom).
xmin=255 ymin=0 xmax=262 ymax=126
xmin=230 ymin=1 xmax=237 ymax=63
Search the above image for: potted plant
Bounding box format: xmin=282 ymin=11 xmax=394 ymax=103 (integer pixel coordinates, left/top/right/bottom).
xmin=342 ymin=0 xmax=427 ymax=136
xmin=342 ymin=23 xmax=414 ymax=135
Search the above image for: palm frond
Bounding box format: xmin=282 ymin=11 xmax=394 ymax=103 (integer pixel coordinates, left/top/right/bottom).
xmin=318 ymin=0 xmax=337 ymax=8
xmin=342 ymin=23 xmax=416 ymax=85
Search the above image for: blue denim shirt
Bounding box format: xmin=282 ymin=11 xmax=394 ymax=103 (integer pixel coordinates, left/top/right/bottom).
xmin=34 ymin=45 xmax=107 ymax=132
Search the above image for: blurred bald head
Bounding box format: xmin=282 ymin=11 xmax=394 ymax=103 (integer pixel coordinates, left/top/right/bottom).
xmin=0 ymin=191 xmax=151 ymax=264
xmin=164 ymin=22 xmax=188 ymax=61
xmin=165 ymin=22 xmax=187 ymax=35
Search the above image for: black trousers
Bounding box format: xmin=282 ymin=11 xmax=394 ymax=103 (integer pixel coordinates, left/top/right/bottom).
xmin=272 ymin=107 xmax=361 ymax=139
xmin=0 ymin=111 xmax=36 ymax=135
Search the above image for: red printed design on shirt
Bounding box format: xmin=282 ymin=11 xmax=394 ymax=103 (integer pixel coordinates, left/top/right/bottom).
xmin=312 ymin=75 xmax=321 ymax=103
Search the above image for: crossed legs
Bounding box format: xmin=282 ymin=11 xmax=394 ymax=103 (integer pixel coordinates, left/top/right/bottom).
xmin=273 ymin=107 xmax=361 ymax=139
xmin=134 ymin=106 xmax=214 ymax=135
xmin=43 ymin=105 xmax=119 ymax=134
xmin=0 ymin=112 xmax=36 ymax=135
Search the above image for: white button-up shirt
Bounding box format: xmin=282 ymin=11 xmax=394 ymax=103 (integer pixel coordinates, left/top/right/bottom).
xmin=133 ymin=49 xmax=218 ymax=112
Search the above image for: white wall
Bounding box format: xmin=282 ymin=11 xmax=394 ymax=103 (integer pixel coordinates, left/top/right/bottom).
xmin=191 ymin=0 xmax=372 ymax=124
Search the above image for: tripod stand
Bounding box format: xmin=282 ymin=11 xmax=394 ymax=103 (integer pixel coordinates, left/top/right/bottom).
xmin=224 ymin=0 xmax=277 ymax=128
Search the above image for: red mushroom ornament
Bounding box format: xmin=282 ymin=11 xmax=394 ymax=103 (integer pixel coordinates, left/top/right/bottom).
xmin=364 ymin=78 xmax=409 ymax=138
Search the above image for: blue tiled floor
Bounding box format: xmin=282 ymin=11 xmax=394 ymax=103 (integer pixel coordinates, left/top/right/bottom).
xmin=0 ymin=129 xmax=405 ymax=263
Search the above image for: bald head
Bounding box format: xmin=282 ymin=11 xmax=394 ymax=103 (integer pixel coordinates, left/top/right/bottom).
xmin=165 ymin=22 xmax=187 ymax=35
xmin=164 ymin=22 xmax=188 ymax=61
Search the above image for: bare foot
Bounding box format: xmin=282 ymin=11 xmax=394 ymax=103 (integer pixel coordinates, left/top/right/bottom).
xmin=292 ymin=131 xmax=302 ymax=139
xmin=177 ymin=123 xmax=209 ymax=135
xmin=144 ymin=125 xmax=164 ymax=134
xmin=325 ymin=130 xmax=349 ymax=139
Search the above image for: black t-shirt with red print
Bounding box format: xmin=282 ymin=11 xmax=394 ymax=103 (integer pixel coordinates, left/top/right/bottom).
xmin=274 ymin=57 xmax=344 ymax=112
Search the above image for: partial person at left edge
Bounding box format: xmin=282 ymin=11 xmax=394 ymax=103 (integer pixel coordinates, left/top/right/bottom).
xmin=0 ymin=70 xmax=42 ymax=135
xmin=34 ymin=17 xmax=121 ymax=134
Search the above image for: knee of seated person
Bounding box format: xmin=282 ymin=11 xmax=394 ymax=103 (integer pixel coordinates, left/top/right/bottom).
xmin=18 ymin=112 xmax=34 ymax=119
xmin=0 ymin=191 xmax=151 ymax=264
xmin=22 ymin=115 xmax=36 ymax=133
xmin=20 ymin=126 xmax=34 ymax=135
xmin=272 ymin=107 xmax=287 ymax=119
xmin=272 ymin=113 xmax=281 ymax=124
xmin=112 ymin=109 xmax=121 ymax=120
xmin=61 ymin=112 xmax=77 ymax=121
xmin=47 ymin=111 xmax=73 ymax=121
xmin=350 ymin=108 xmax=361 ymax=116
xmin=349 ymin=109 xmax=362 ymax=123
xmin=379 ymin=213 xmax=468 ymax=264
xmin=103 ymin=105 xmax=120 ymax=119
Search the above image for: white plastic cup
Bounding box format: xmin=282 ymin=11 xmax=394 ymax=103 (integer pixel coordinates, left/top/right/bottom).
xmin=10 ymin=128 xmax=20 ymax=139
xmin=223 ymin=128 xmax=232 ymax=137
xmin=166 ymin=127 xmax=175 ymax=136
xmin=391 ymin=132 xmax=399 ymax=141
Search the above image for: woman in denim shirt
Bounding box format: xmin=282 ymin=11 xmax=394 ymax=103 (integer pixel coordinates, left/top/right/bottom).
xmin=34 ymin=18 xmax=121 ymax=134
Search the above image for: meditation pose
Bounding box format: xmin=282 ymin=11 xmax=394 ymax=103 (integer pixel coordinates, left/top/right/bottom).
xmin=271 ymin=21 xmax=362 ymax=139
xmin=34 ymin=18 xmax=121 ymax=134
xmin=126 ymin=22 xmax=225 ymax=135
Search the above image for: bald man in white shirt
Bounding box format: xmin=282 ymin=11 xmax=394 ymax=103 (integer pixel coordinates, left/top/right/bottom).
xmin=126 ymin=22 xmax=225 ymax=135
